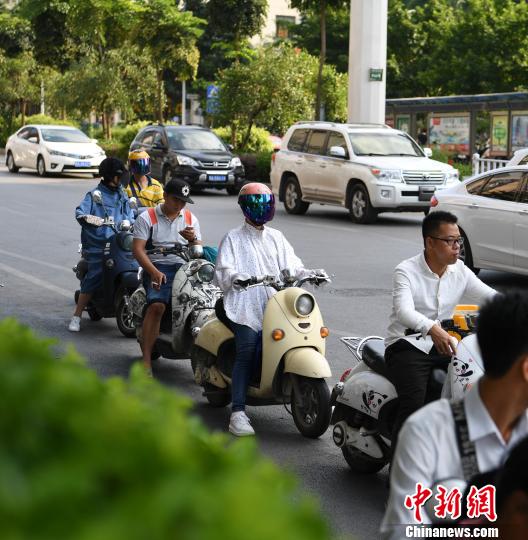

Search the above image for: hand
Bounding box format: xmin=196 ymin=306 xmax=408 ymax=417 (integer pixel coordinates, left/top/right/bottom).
xmin=150 ymin=269 xmax=167 ymax=290
xmin=179 ymin=226 xmax=196 ymax=242
xmin=429 ymin=324 xmax=457 ymax=356
xmin=232 ymin=273 xmax=252 ymax=290
xmin=84 ymin=215 xmax=104 ymax=226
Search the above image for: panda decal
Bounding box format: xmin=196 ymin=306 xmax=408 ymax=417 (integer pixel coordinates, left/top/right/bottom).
xmin=361 ymin=389 xmax=388 ymax=414
xmin=452 ymin=356 xmax=474 ymax=387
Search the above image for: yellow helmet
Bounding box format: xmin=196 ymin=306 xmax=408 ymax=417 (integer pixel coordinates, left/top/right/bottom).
xmin=128 ymin=149 xmax=150 ymax=175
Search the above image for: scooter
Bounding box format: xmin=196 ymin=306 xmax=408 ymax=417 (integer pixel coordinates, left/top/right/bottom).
xmin=330 ymin=305 xmax=482 ymax=472
xmin=191 ymin=269 xmax=333 ymax=439
xmin=130 ymin=243 xmax=222 ymax=361
xmin=73 ymin=191 xmax=140 ymax=338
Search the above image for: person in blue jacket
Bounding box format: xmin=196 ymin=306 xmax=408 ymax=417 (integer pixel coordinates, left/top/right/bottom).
xmin=68 ymin=157 xmax=135 ymax=332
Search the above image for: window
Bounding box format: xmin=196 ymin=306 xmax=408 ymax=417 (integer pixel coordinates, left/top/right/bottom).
xmin=152 ymin=131 xmax=165 ymax=147
xmin=287 ymin=129 xmax=308 ymax=152
xmin=305 ymin=130 xmax=327 ymax=155
xmin=326 ymin=132 xmax=348 ymax=158
xmin=17 ymin=127 xmax=31 ymax=139
xmin=28 ymin=128 xmax=39 ymax=142
xmin=520 ymin=174 xmax=528 ymax=204
xmin=139 ymin=130 xmax=156 ymax=146
xmin=466 ymin=176 xmax=491 ymax=195
xmin=276 ymin=15 xmax=296 ymax=39
xmin=478 ymin=172 xmax=523 ymax=202
xmin=519 ymin=155 xmax=528 ymax=165
xmin=166 ymin=128 xmax=225 ymax=151
xmin=348 ymin=132 xmax=422 ymax=157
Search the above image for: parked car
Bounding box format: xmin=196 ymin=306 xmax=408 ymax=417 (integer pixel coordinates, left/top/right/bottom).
xmin=507 ymin=148 xmax=528 ymax=166
xmin=431 ymin=165 xmax=528 ymax=275
xmin=5 ymin=125 xmax=106 ymax=177
xmin=270 ymin=121 xmax=459 ymax=224
xmin=129 ymin=124 xmax=245 ymax=194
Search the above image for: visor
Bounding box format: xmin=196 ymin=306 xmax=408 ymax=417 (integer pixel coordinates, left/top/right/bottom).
xmin=129 ymin=157 xmax=150 ymax=175
xmin=239 ymin=193 xmax=275 ymax=225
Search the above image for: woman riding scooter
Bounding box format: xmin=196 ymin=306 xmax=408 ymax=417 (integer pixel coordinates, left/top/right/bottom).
xmin=214 ymin=182 xmax=315 ymax=436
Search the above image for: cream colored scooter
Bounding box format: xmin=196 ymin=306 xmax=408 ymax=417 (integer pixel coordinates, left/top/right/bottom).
xmin=191 ymin=270 xmax=333 ymax=438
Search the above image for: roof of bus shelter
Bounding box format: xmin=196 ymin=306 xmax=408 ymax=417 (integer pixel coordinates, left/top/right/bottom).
xmin=386 ymin=92 xmax=528 ymax=114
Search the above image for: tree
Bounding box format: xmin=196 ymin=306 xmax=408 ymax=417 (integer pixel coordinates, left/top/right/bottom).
xmin=289 ymin=0 xmax=347 ymax=120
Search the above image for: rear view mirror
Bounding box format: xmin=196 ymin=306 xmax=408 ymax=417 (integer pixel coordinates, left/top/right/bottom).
xmin=423 ymin=147 xmax=433 ymax=158
xmin=92 ymin=190 xmax=103 ymax=205
xmin=329 ymin=146 xmax=346 ymax=159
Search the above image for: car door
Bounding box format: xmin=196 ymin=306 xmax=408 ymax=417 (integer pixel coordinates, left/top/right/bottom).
xmin=317 ymin=131 xmax=351 ymax=204
xmin=283 ymin=127 xmax=309 ymax=184
xmin=302 ymin=130 xmax=328 ymax=199
xmin=513 ymin=172 xmax=528 ymax=271
xmin=26 ymin=127 xmax=40 ymax=168
xmin=466 ymin=170 xmax=524 ymax=269
xmin=13 ymin=127 xmax=31 ymax=166
xmin=149 ymin=130 xmax=168 ymax=179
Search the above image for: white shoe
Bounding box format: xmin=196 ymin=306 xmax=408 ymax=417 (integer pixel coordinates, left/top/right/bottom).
xmin=229 ymin=411 xmax=255 ymax=436
xmin=68 ymin=316 xmax=81 ymax=332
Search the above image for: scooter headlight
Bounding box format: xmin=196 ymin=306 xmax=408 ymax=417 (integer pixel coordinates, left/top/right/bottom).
xmin=197 ymin=263 xmax=215 ymax=283
xmin=117 ymin=232 xmax=134 ymax=252
xmin=295 ymin=294 xmax=314 ymax=317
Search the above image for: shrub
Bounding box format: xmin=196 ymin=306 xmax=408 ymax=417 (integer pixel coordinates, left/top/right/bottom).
xmin=0 ymin=319 xmax=331 ymax=540
xmin=214 ymin=126 xmax=273 ymax=154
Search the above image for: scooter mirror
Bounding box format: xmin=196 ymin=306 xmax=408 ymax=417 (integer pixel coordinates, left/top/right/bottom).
xmin=129 ymin=197 xmax=138 ymax=209
xmin=120 ymin=220 xmax=131 ymax=231
xmin=92 ymin=190 xmax=103 ymax=205
xmin=189 ymin=244 xmax=204 ymax=259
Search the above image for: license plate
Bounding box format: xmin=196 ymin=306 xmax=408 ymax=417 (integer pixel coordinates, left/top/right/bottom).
xmin=74 ymin=161 xmax=91 ymax=168
xmin=418 ymin=185 xmax=436 ymax=201
xmin=209 ymin=175 xmax=226 ymax=182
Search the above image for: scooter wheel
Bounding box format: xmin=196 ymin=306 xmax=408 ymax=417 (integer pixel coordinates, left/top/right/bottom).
xmin=116 ymin=291 xmax=136 ymax=338
xmin=291 ymin=377 xmax=331 ymax=439
xmin=341 ymin=445 xmax=387 ymax=474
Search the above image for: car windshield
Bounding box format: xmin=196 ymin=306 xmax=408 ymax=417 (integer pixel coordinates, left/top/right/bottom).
xmin=40 ymin=128 xmax=91 ymax=143
xmin=348 ymin=132 xmax=423 ymax=157
xmin=166 ymin=128 xmax=226 ymax=151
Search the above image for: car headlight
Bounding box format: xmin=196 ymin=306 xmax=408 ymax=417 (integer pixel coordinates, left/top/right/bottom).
xmin=230 ymin=157 xmax=242 ymax=167
xmin=49 ymin=150 xmax=70 ymax=157
xmin=369 ymin=167 xmax=403 ymax=183
xmin=445 ymin=170 xmax=459 ymax=183
xmin=176 ymin=155 xmax=199 ymax=166
xmin=197 ymin=263 xmax=215 ymax=283
xmin=295 ymin=294 xmax=315 ymax=317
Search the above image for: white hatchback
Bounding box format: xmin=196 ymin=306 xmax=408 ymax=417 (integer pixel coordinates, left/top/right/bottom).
xmin=431 ymin=165 xmax=528 ymax=275
xmin=5 ymin=124 xmax=106 ymax=177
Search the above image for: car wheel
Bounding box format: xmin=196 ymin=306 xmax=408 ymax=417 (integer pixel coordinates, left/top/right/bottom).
xmin=349 ymin=184 xmax=377 ymax=224
xmin=283 ymin=176 xmax=310 ymax=215
xmin=459 ymin=229 xmax=480 ymax=275
xmin=6 ymin=151 xmax=19 ymax=173
xmin=162 ymin=166 xmax=172 ymax=185
xmin=37 ymin=155 xmax=47 ymax=177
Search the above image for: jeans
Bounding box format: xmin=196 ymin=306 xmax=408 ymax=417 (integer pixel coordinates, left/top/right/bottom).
xmin=231 ymin=322 xmax=260 ymax=412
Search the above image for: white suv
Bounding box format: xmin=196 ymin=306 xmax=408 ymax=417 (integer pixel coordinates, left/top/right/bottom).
xmin=270 ymin=122 xmax=459 ymax=224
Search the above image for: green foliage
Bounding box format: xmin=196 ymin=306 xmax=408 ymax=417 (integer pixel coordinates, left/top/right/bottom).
xmin=0 ymin=318 xmax=331 ymax=540
xmin=95 ymin=121 xmax=150 ymax=161
xmin=214 ymin=126 xmax=273 ymax=153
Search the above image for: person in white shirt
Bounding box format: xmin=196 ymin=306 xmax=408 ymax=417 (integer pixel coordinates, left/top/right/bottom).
xmin=385 ymin=211 xmax=496 ymax=447
xmin=214 ymin=182 xmax=309 ymax=437
xmin=381 ymin=290 xmax=528 ymax=539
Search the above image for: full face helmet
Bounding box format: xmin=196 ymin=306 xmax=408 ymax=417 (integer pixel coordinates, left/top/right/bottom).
xmin=238 ymin=182 xmax=275 ymax=226
xmin=128 ymin=149 xmax=150 ymax=176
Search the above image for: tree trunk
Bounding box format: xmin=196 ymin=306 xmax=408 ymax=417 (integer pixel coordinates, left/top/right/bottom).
xmin=230 ymin=122 xmax=237 ymax=147
xmin=315 ymin=0 xmax=327 ymax=121
xmin=241 ymin=121 xmax=255 ymax=152
xmin=20 ymin=99 xmax=27 ymax=126
xmin=156 ymin=70 xmax=164 ymax=123
xmin=102 ymin=112 xmax=107 ymax=139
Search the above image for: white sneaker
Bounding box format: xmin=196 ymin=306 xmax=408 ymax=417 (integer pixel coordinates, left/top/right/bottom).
xmin=229 ymin=411 xmax=255 ymax=436
xmin=68 ymin=316 xmax=81 ymax=332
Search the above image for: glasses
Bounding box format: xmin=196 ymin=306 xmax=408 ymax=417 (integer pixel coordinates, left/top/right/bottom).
xmin=429 ymin=236 xmax=464 ymax=247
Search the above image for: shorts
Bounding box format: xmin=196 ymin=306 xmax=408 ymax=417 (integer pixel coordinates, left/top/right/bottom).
xmin=80 ymin=261 xmax=103 ymax=294
xmin=143 ymin=263 xmax=181 ymax=306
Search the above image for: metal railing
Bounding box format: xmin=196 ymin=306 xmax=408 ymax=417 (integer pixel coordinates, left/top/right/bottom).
xmin=472 ymin=153 xmax=509 ymax=176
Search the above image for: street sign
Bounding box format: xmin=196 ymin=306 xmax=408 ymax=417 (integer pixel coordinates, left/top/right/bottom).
xmin=186 ymin=93 xmax=200 ymax=100
xmin=206 ymin=85 xmax=219 ymax=99
xmin=369 ymin=68 xmax=383 ymax=82
xmin=206 ymin=84 xmax=220 ymax=115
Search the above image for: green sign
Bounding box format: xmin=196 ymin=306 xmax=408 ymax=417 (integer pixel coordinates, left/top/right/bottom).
xmin=369 ymin=68 xmax=383 ymax=82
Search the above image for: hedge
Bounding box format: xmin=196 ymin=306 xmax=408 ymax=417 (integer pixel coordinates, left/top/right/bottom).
xmin=0 ymin=319 xmax=332 ymax=540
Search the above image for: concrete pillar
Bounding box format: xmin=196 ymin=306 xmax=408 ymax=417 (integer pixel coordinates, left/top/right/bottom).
xmin=347 ymin=0 xmax=388 ymax=124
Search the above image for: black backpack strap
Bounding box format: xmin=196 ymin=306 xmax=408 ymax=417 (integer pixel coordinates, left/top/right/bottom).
xmin=450 ymin=400 xmax=480 ymax=481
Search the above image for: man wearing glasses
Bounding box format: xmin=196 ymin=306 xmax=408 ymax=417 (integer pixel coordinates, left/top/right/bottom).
xmin=385 ymin=211 xmax=496 ymax=453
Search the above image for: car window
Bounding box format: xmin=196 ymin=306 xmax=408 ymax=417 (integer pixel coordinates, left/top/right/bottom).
xmin=520 ymin=174 xmax=528 ymax=204
xmin=40 ymin=128 xmax=90 ymax=143
xmin=17 ymin=127 xmax=31 ymax=139
xmin=287 ymin=129 xmax=309 ymax=152
xmin=305 ymin=130 xmax=327 ymax=155
xmin=153 ymin=131 xmax=165 ymax=146
xmin=478 ymin=172 xmax=523 ymax=202
xmin=519 ymin=155 xmax=528 ymax=165
xmin=466 ymin=175 xmax=492 ymax=195
xmin=348 ymin=132 xmax=422 ymax=157
xmin=139 ymin=130 xmax=156 ymax=146
xmin=28 ymin=128 xmax=39 ymax=141
xmin=326 ymin=131 xmax=348 ymax=158
xmin=165 ymin=128 xmax=225 ymax=151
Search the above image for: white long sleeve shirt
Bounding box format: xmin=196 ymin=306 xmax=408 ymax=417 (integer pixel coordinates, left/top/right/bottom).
xmin=386 ymin=253 xmax=496 ymax=353
xmin=380 ymin=383 xmax=528 ymax=539
xmin=214 ymin=222 xmax=305 ymax=331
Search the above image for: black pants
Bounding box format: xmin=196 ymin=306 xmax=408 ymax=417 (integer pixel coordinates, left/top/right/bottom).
xmin=385 ymin=339 xmax=450 ymax=452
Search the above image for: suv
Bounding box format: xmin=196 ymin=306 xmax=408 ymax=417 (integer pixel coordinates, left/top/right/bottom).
xmin=130 ymin=124 xmax=245 ymax=194
xmin=270 ymin=122 xmax=459 ymax=223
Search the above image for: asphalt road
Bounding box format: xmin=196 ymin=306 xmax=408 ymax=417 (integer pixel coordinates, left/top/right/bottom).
xmin=1 ymin=167 xmax=527 ymax=539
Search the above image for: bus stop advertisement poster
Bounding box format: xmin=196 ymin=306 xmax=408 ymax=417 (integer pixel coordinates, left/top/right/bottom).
xmin=429 ymin=114 xmax=470 ymax=155
xmin=511 ymin=112 xmax=528 ymax=153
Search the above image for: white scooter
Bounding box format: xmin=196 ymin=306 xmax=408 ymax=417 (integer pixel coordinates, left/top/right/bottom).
xmin=191 ymin=269 xmax=333 ymax=438
xmin=130 ymin=243 xmax=222 ymax=361
xmin=330 ymin=306 xmax=482 ymax=472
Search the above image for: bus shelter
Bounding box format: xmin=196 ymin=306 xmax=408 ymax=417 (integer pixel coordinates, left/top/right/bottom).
xmin=385 ymin=92 xmax=528 ymax=158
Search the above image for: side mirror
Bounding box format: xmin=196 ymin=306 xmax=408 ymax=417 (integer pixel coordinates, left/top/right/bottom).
xmin=92 ymin=190 xmax=103 ymax=205
xmin=423 ymin=147 xmax=433 ymax=158
xmin=28 ymin=136 xmax=38 ymax=144
xmin=329 ymin=146 xmax=346 ymax=159
xmin=152 ymin=142 xmax=166 ymax=151
xmin=90 ymin=138 xmax=98 ymax=144
xmin=227 ymin=144 xmax=234 ymax=151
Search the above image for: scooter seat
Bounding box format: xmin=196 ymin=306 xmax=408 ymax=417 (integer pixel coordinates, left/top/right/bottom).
xmin=362 ymin=340 xmax=390 ymax=378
